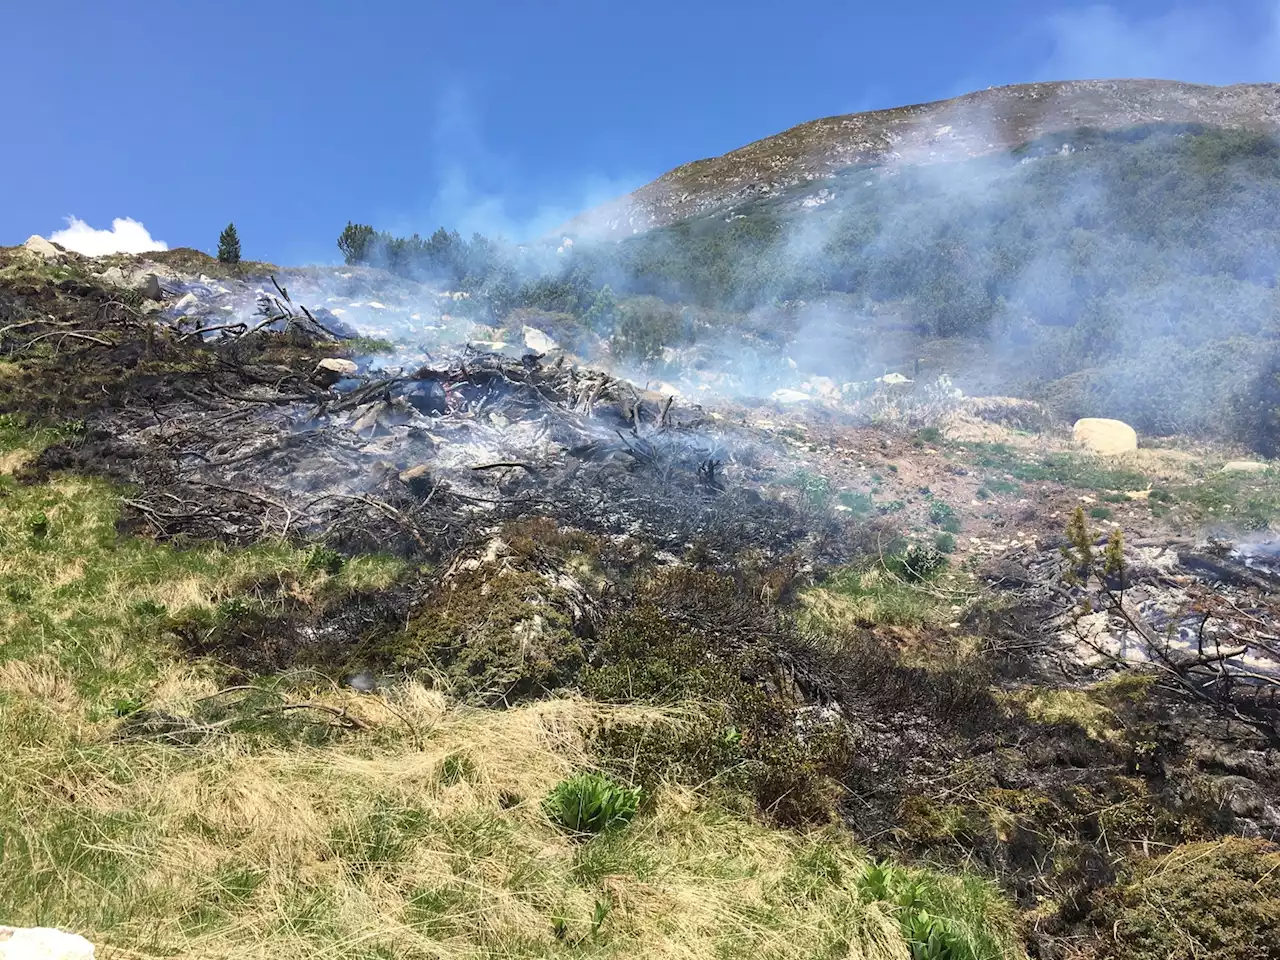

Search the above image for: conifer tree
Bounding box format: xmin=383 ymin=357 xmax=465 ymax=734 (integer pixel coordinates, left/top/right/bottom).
xmin=217 ymin=223 xmax=241 ymax=265
xmin=337 ymin=222 xmax=376 ymax=264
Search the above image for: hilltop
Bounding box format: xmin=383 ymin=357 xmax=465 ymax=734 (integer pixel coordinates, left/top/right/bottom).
xmin=559 ymin=79 xmax=1280 ymax=240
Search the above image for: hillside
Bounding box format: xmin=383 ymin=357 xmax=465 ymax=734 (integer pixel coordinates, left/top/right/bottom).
xmin=559 ymin=80 xmax=1280 ymax=240
xmin=4 ymin=236 xmax=1280 ymax=959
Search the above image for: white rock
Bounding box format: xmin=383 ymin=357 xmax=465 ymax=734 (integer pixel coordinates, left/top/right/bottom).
xmin=0 ymin=926 xmax=95 ymax=960
xmin=875 ymin=372 xmax=912 ymax=386
xmin=317 ymin=358 xmax=358 ymax=376
xmin=313 ymin=358 xmax=359 ymax=386
xmin=22 ymin=236 xmax=61 ymax=260
xmin=173 ymin=292 xmax=199 ymax=314
xmin=1222 ymin=460 xmax=1269 ymax=474
xmin=523 ymin=326 xmax=559 ymax=354
xmin=1073 ymin=418 xmax=1138 ymax=456
xmin=98 ymin=266 xmax=127 ymax=287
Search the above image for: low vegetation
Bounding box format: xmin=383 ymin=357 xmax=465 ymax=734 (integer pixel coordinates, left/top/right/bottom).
xmin=0 ymin=417 xmax=1019 ymax=959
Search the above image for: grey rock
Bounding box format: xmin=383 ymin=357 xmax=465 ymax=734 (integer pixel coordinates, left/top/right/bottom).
xmin=135 ymin=273 xmax=165 ymax=301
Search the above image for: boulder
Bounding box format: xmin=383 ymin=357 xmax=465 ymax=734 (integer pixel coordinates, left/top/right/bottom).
xmin=135 ymin=273 xmax=165 ymax=301
xmin=313 ymin=358 xmax=359 ymax=387
xmin=1222 ymin=460 xmax=1270 ymax=474
xmin=0 ymin=927 xmax=95 ymax=960
xmin=97 ymin=266 xmax=127 ymax=287
xmin=1073 ymin=418 xmax=1138 ymax=456
xmin=21 ymin=236 xmax=61 ymax=260
xmin=522 ymin=326 xmax=559 ymax=354
xmin=172 ymin=292 xmax=199 ymax=314
xmin=875 ymin=372 xmax=912 ymax=386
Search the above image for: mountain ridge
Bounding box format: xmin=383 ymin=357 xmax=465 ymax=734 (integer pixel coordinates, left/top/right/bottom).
xmin=558 ymin=78 xmax=1280 ymax=240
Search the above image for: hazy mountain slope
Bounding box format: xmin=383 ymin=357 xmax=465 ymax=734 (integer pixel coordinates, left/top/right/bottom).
xmin=561 ymin=79 xmax=1280 ymax=240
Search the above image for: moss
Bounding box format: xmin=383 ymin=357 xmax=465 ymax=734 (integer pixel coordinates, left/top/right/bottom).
xmin=1005 ymin=688 xmax=1121 ymax=742
xmin=390 ymin=563 xmax=585 ymax=703
xmin=1091 ymin=672 xmax=1155 ymax=706
xmin=1093 ymin=839 xmax=1280 ymax=960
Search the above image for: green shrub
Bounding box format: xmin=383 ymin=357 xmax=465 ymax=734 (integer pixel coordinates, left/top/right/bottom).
xmin=839 ymin=491 xmax=874 ymax=515
xmin=928 ymin=501 xmax=962 ymax=533
xmin=544 ymin=773 xmax=640 ymax=836
xmin=789 ymin=469 xmax=833 ymax=511
xmin=934 ymin=532 xmax=956 ymax=554
xmin=886 ymin=545 xmax=948 ymax=583
xmin=1093 ymin=839 xmax=1280 ymax=960
xmin=304 ymin=545 xmax=345 ymax=575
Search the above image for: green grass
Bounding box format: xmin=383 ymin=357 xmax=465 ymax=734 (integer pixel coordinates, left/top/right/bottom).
xmin=341 ymin=336 xmax=396 ymax=355
xmin=0 ymin=422 xmax=1021 ymax=960
xmin=802 ymin=563 xmax=945 ymax=629
xmin=964 ymin=443 xmax=1149 ymax=491
xmin=0 ymin=468 xmax=399 ymax=718
xmin=1169 ymin=471 xmax=1280 ymax=530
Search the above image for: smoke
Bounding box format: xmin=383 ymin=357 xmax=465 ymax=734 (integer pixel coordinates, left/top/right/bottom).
xmin=49 ymin=216 xmax=168 ymax=257
xmin=389 ymin=87 xmax=645 ymax=249
xmin=1036 ymin=2 xmax=1280 ymax=84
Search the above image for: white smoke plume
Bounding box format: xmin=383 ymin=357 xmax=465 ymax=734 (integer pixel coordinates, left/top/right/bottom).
xmin=1036 ymin=2 xmax=1280 ymax=84
xmin=49 ymin=217 xmax=168 ymax=257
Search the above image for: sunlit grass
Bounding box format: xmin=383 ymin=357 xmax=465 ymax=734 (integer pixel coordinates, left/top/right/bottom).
xmin=0 ymin=426 xmax=1019 ymax=960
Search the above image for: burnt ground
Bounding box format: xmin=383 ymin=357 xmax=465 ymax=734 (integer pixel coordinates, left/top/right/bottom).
xmin=5 ymin=243 xmax=1280 ymax=958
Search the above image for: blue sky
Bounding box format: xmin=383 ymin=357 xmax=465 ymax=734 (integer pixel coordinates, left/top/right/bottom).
xmin=4 ymin=1 xmax=1279 ymax=263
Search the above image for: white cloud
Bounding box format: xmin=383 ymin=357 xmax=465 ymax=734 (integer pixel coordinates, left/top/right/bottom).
xmin=49 ymin=216 xmax=168 ymax=257
xmin=1036 ymin=2 xmax=1280 ymax=84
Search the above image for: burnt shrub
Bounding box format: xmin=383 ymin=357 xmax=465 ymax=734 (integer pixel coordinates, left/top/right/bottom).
xmin=583 ymin=568 xmax=851 ymax=825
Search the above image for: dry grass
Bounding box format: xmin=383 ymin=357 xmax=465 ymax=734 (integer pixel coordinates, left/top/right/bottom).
xmin=0 ymin=429 xmax=1020 ymax=960
xmin=0 ymin=689 xmax=935 ymax=960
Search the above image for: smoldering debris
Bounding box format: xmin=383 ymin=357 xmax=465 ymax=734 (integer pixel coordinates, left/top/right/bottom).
xmin=16 ymin=296 xmax=834 ymax=565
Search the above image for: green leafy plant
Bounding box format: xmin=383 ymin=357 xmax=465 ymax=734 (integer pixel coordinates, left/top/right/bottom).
xmin=860 ymin=863 xmax=972 ymax=960
xmin=544 ymin=772 xmax=640 ymax=836
xmin=27 ymin=511 xmax=49 ymax=538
